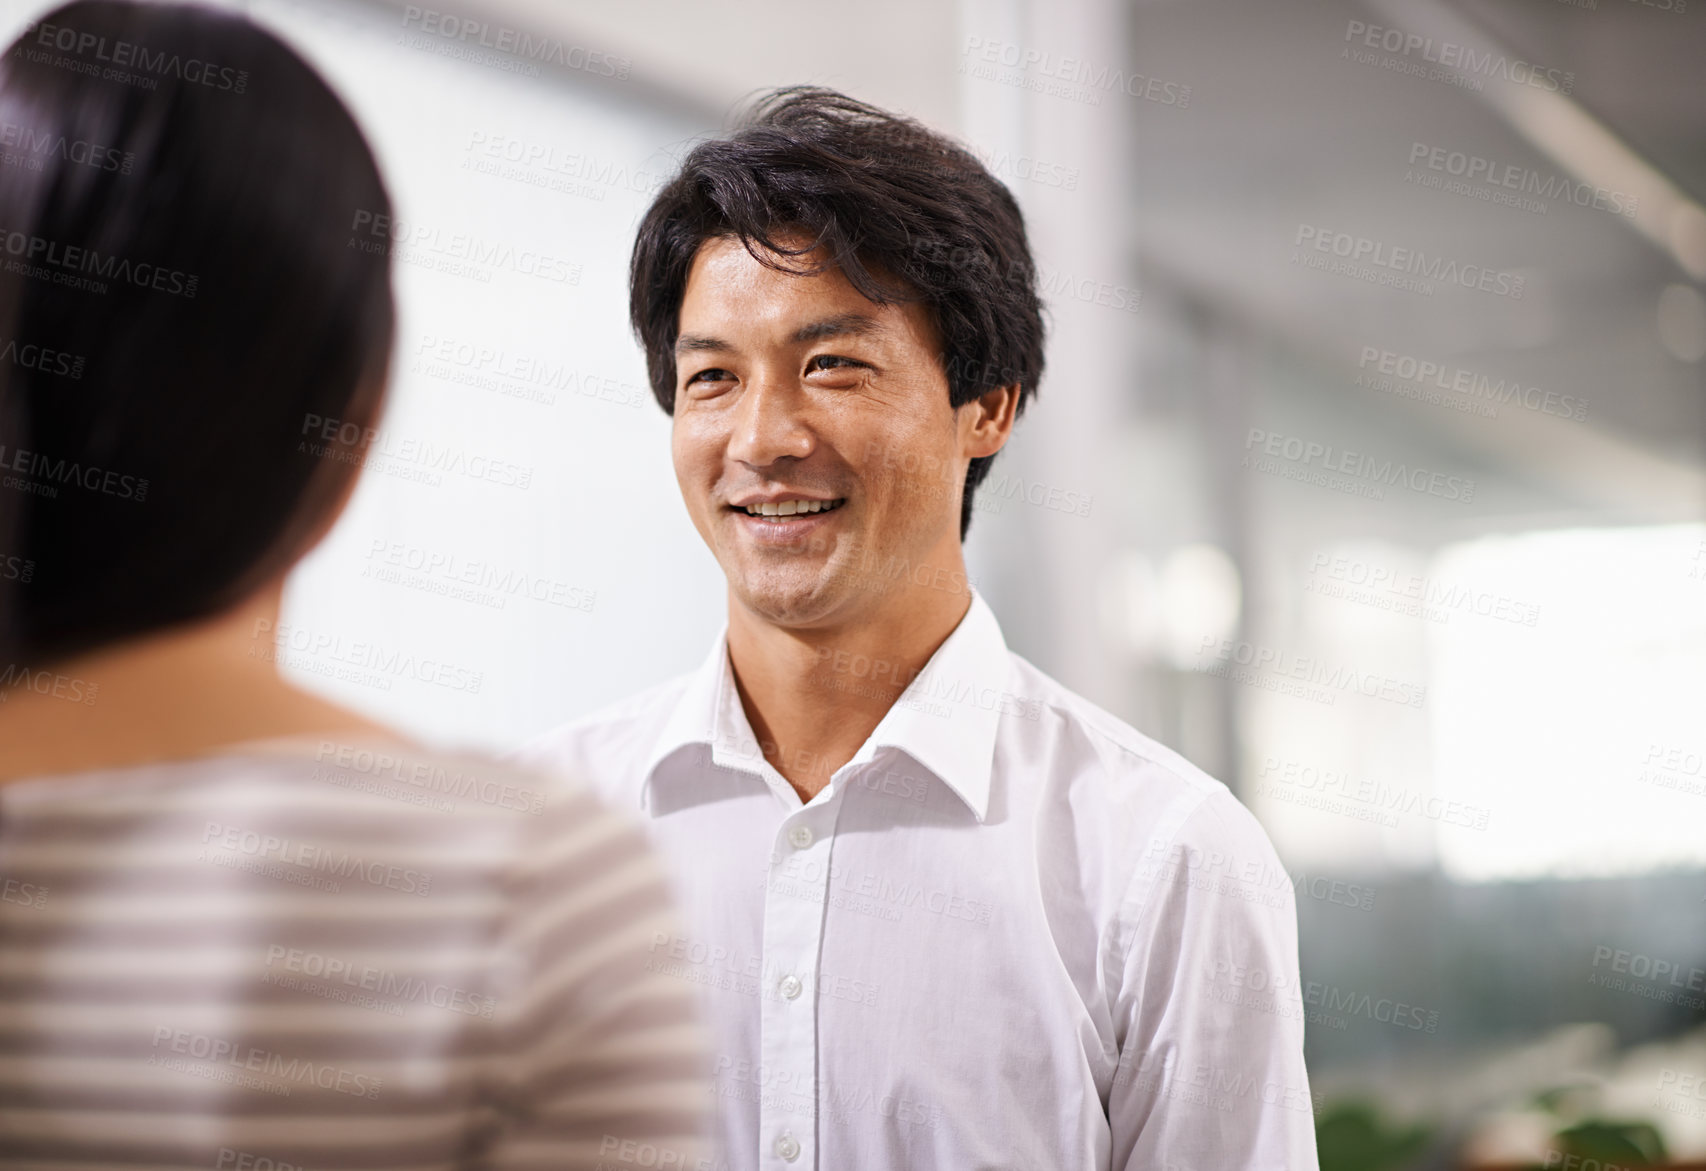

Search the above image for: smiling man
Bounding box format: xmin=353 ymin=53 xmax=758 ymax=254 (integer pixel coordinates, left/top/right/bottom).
xmin=518 ymin=88 xmax=1317 ymax=1170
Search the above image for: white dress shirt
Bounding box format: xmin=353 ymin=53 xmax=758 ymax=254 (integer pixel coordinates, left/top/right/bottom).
xmin=518 ymin=591 xmax=1319 ymax=1171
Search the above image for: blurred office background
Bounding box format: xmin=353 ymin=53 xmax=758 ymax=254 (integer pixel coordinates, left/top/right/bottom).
xmin=5 ymin=0 xmax=1699 ymax=1164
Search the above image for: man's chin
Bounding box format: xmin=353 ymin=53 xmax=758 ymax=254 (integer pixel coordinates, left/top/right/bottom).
xmin=728 ymin=566 xmax=864 ymax=629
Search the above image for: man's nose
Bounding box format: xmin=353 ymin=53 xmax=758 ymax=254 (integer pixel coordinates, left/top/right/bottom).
xmin=726 ymin=372 xmax=814 ymax=468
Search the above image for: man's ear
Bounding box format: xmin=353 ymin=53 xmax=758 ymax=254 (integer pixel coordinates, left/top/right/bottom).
xmin=960 ymin=383 xmax=1021 ymax=460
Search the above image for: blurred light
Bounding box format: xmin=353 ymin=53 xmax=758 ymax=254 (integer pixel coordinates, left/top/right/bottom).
xmin=1305 ymin=541 xmax=1429 ymax=644
xmin=1497 ymin=270 xmax=1558 ymax=351
xmin=1656 ymin=283 xmax=1706 ymax=363
xmin=1099 ymin=544 xmax=1242 ymax=666
xmin=1098 ymin=549 xmax=1160 ymax=657
xmin=1671 ymin=204 xmax=1706 ymax=281
xmin=1158 ymin=543 xmax=1241 ymax=668
xmin=1366 ymin=0 xmax=1706 ymax=282
xmin=1429 ymin=524 xmax=1706 ymax=882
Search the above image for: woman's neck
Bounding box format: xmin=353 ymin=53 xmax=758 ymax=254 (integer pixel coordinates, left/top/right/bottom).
xmin=0 ymin=585 xmax=400 ymax=783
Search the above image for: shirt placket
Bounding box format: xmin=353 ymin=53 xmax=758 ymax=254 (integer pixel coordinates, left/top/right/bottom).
xmin=757 ymin=786 xmax=844 ymax=1169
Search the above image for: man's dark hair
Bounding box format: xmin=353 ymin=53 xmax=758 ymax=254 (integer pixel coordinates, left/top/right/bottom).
xmin=0 ymin=0 xmax=394 ymax=666
xmin=630 ymin=86 xmax=1046 ymax=540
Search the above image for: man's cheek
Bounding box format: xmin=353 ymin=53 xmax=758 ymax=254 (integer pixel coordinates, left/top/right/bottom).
xmin=873 ymin=431 xmax=958 ymax=511
xmin=671 ymin=426 xmax=724 ymax=537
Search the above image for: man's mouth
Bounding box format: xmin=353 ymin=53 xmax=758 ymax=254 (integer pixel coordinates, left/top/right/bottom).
xmin=732 ymin=498 xmax=847 ymax=518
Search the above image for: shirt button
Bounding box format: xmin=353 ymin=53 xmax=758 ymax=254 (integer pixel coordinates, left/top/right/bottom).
xmin=779 ymin=974 xmax=803 ymax=1000
xmin=788 ymin=824 xmax=814 ymax=849
xmin=775 ymin=1133 xmax=801 ymax=1161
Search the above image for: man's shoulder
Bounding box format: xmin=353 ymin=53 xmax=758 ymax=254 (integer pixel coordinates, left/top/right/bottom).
xmin=1006 ymin=651 xmax=1279 ymax=864
xmin=509 ymin=671 xmax=696 ymax=801
xmin=1008 ymin=651 xmax=1224 ymax=804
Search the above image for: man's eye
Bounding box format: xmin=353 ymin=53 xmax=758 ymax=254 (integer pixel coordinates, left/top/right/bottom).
xmin=687 ymin=368 xmax=733 ymax=384
xmin=807 ymin=355 xmax=865 ymax=373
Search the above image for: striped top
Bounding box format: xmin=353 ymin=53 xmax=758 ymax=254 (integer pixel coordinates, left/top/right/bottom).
xmin=0 ymin=737 xmax=710 ymax=1170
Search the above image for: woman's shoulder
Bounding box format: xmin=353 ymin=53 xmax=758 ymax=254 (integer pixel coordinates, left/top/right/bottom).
xmin=0 ymin=734 xmax=642 ymax=891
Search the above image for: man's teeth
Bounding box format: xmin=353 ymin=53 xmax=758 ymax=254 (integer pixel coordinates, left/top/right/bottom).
xmin=742 ymin=499 xmax=843 ymax=517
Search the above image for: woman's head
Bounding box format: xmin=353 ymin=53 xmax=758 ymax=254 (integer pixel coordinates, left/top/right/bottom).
xmin=0 ymin=0 xmax=393 ymax=666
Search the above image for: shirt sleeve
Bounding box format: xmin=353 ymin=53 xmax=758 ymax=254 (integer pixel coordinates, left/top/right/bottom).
xmin=1107 ymin=787 xmax=1320 ymax=1171
xmin=487 ymin=785 xmax=712 ymax=1171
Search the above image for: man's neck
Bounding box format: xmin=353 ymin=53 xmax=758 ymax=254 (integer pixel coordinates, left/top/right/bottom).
xmin=725 ymin=573 xmax=974 ymax=804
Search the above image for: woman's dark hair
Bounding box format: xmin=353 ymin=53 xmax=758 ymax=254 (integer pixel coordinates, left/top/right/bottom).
xmin=0 ymin=0 xmax=394 ymax=666
xmin=629 ymin=86 xmax=1046 ymax=540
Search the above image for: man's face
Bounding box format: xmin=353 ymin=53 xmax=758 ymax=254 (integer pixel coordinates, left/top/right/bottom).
xmin=671 ymin=235 xmax=974 ymax=629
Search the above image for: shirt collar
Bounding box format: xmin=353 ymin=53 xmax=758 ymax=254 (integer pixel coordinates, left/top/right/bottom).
xmin=640 ymin=591 xmax=1011 ymax=823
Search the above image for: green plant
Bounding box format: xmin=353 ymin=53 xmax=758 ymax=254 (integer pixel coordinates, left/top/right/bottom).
xmin=1548 ymin=1118 xmax=1668 ymax=1167
xmin=1316 ymin=1099 xmax=1432 ymax=1171
xmin=1520 ymin=1081 xmax=1672 ymax=1169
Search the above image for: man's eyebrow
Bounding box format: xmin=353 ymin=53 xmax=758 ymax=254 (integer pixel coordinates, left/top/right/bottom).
xmin=673 ymin=313 xmax=883 ymax=356
xmin=674 ymin=333 xmax=732 ymax=355
xmin=791 ymin=313 xmax=881 ymax=344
